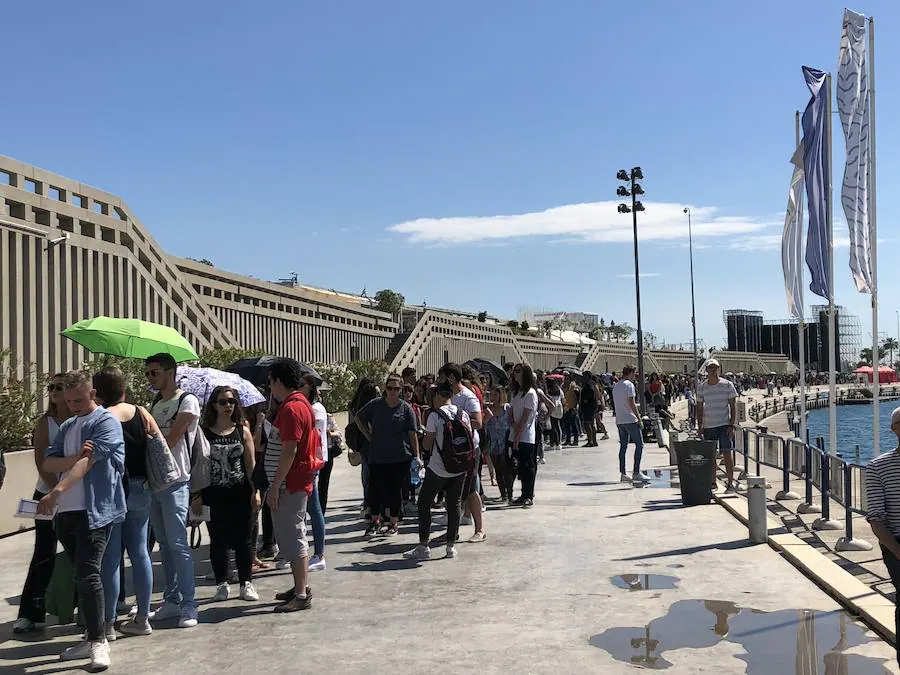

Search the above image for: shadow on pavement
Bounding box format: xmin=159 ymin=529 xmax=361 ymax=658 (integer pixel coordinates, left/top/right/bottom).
xmin=615 ymin=539 xmax=756 ymax=561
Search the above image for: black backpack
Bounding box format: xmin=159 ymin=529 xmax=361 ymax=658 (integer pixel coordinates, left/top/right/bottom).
xmin=437 ymin=409 xmax=476 ymax=473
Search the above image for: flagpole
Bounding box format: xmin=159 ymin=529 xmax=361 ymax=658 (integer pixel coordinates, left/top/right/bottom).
xmin=796 ymin=110 xmax=807 ymax=444
xmin=826 ymin=72 xmax=838 ymax=458
xmin=869 ymin=16 xmax=880 ymax=455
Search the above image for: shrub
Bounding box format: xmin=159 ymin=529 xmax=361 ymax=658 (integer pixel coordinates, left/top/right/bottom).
xmin=314 ymin=360 xmax=390 ymax=411
xmin=0 ymin=350 xmax=47 ymax=452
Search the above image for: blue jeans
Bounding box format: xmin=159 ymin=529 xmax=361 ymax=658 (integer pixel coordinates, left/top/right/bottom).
xmin=149 ymin=481 xmax=196 ymax=610
xmin=617 ymin=422 xmax=645 ymax=474
xmin=308 ymin=476 xmax=326 ymax=558
xmin=102 ymin=479 xmax=153 ymax=621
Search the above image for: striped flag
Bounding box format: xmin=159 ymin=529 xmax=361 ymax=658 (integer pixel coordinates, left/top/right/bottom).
xmin=837 ymin=8 xmax=873 ymax=294
xmin=801 ymin=66 xmax=831 ymax=301
xmin=782 ymin=142 xmax=805 ymax=319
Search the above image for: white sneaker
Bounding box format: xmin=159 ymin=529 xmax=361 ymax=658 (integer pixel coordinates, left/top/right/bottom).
xmin=632 ymin=471 xmax=651 ymax=483
xmin=240 ymin=582 xmax=259 ymax=601
xmin=178 ymin=606 xmax=198 ymax=628
xmin=308 ymin=555 xmax=327 ymax=572
xmin=88 ymin=640 xmax=111 ymax=672
xmin=539 ymin=457 xmax=546 ymax=464
xmin=275 ymin=559 xmax=290 ymax=570
xmin=119 ymin=616 xmax=152 ymax=636
xmin=128 ymin=604 xmax=138 ymax=617
xmin=621 ymin=473 xmax=632 ymax=483
xmin=104 ymin=621 xmax=116 ymax=641
xmin=460 ymin=515 xmax=474 ymax=526
xmin=60 ymin=640 xmax=92 ymax=661
xmin=445 ymin=546 xmax=458 ymax=559
xmin=212 ymin=583 xmax=230 ymax=602
xmin=403 ymin=544 xmax=431 ymax=561
xmin=152 ymin=601 xmax=180 ymax=621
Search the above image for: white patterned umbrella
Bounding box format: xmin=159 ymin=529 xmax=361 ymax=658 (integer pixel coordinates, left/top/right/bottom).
xmin=176 ymin=366 xmax=266 ymax=408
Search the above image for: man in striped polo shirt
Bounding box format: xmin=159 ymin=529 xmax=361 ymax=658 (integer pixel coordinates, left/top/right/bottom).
xmin=697 ymin=359 xmax=738 ymax=492
xmin=865 ymin=406 xmax=900 ymax=667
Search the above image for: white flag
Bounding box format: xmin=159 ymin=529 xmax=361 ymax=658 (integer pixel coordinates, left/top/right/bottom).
xmin=837 ymin=8 xmax=873 ymax=293
xmin=782 ymin=143 xmax=805 ymax=319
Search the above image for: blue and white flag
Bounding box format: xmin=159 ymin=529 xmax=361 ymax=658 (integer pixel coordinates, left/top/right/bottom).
xmin=837 ymin=8 xmax=873 ymax=294
xmin=782 ymin=142 xmax=805 ymax=319
xmin=802 ymin=66 xmax=831 ymax=301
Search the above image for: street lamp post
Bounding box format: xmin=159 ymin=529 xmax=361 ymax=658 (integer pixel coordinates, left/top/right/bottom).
xmin=684 ymin=207 xmax=699 ymax=392
xmin=617 ymin=167 xmax=646 ymax=414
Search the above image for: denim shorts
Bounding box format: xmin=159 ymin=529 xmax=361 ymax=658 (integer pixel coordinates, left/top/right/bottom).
xmin=702 ymin=425 xmax=734 ymax=451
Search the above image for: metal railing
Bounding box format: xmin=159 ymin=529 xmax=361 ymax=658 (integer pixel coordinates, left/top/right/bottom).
xmin=736 ymin=427 xmax=872 ymax=551
xmin=747 ymin=385 xmax=900 ymax=423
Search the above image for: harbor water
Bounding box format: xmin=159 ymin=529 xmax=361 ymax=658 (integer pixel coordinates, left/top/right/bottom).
xmin=805 ymin=399 xmax=898 ymax=464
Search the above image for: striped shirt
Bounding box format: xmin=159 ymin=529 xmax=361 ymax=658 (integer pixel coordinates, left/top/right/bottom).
xmin=865 ymin=450 xmax=900 ymax=537
xmin=697 ymin=379 xmax=737 ymax=428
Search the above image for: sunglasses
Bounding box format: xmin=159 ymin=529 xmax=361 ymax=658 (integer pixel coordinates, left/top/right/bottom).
xmin=385 ymin=386 xmax=401 ymax=392
xmin=47 ymin=383 xmax=64 ymax=392
xmin=217 ymin=398 xmax=236 ymax=407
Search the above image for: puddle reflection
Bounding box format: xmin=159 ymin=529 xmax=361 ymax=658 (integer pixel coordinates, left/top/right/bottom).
xmin=589 ymin=599 xmax=889 ymax=672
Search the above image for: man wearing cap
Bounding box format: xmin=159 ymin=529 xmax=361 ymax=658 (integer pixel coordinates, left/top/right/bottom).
xmin=866 ymin=406 xmax=900 ymax=667
xmin=697 ymin=359 xmax=738 ymax=492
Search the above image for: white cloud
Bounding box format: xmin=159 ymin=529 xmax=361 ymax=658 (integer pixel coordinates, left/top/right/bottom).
xmin=615 ymin=272 xmax=661 ymax=279
xmin=387 ymin=201 xmax=775 ymax=246
xmin=728 ymin=229 xmax=850 ymax=252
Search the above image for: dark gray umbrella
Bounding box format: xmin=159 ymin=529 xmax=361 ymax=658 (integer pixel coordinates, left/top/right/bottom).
xmin=465 ymin=358 xmax=509 ymax=386
xmin=226 ymin=356 xmax=324 ymax=387
xmin=553 ymin=364 xmax=583 ymax=381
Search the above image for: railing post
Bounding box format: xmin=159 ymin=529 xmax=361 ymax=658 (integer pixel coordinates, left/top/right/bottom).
xmin=835 ymin=463 xmax=873 ymax=551
xmin=776 ymin=437 xmax=800 ymax=500
xmin=738 ymin=428 xmax=749 ymax=480
xmin=813 ymin=451 xmax=842 ymax=530
xmin=797 ymin=441 xmax=821 ymax=515
xmin=754 ymin=432 xmax=761 ymax=477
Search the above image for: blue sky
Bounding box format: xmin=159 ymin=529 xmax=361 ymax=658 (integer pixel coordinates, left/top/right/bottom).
xmin=3 ymin=1 xmax=898 ymax=351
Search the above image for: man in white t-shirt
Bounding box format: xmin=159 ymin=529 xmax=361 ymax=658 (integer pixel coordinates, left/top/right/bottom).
xmin=404 ymin=382 xmax=472 ymax=561
xmin=439 ymin=363 xmax=486 ymax=543
xmin=612 ymin=366 xmax=649 ymax=483
xmin=145 ymin=353 xmax=200 ymax=628
xmin=697 ymin=359 xmax=738 ymax=492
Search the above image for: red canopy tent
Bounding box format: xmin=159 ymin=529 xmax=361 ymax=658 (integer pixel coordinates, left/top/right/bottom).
xmin=853 ymin=365 xmax=899 ymax=384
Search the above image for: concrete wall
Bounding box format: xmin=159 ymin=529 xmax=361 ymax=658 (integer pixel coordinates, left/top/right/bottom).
xmin=0 ymin=450 xmax=39 ymax=537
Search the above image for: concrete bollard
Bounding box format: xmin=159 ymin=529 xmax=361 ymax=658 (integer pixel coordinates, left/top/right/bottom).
xmin=746 ymin=476 xmax=768 ymax=544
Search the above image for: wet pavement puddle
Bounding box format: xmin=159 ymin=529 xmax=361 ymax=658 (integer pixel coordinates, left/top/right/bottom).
xmin=638 ymin=469 xmax=680 ymax=489
xmin=590 ymin=599 xmax=889 ymax=672
xmin=611 ymin=574 xmax=680 ymax=591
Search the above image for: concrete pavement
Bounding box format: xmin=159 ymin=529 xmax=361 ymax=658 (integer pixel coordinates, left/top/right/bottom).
xmin=0 ymin=432 xmax=898 ymax=674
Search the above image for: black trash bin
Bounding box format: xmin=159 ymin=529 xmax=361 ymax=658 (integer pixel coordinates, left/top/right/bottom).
xmin=674 ymin=440 xmax=717 ymax=506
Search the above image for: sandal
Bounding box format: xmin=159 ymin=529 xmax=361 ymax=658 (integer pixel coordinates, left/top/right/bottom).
xmin=252 ymin=559 xmax=271 ymax=571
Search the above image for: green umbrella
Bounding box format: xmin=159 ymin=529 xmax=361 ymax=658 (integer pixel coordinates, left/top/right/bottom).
xmin=62 ymin=316 xmax=199 ymax=362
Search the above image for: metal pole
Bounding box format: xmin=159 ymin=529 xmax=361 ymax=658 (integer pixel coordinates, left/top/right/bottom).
xmin=686 ymin=208 xmax=699 ymax=394
xmin=825 ymin=73 xmax=838 ymax=458
xmin=631 ymin=172 xmax=646 ymax=415
xmin=795 ymin=111 xmax=807 ymax=445
xmin=869 ymin=17 xmax=880 ymax=456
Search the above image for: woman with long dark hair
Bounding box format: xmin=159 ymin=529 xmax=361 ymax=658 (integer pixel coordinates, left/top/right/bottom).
xmin=13 ymin=374 xmax=72 ymax=634
xmin=508 ymin=364 xmax=538 ymax=507
xmin=299 ymin=373 xmax=328 ymax=573
xmin=200 ymin=386 xmax=258 ymax=602
xmin=349 ymin=377 xmax=379 ymax=519
xmin=95 ymin=366 xmax=164 ymax=638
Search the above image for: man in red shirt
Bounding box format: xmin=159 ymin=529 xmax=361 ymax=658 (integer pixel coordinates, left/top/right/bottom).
xmin=265 ymin=359 xmax=323 ymax=613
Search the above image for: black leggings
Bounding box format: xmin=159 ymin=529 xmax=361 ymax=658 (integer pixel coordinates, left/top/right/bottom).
xmin=368 ymin=461 xmax=409 ymax=521
xmin=417 ymin=469 xmax=465 ymax=545
xmin=516 ymin=442 xmax=537 ymax=499
xmin=492 ymin=452 xmax=514 ymax=501
xmin=550 ymin=417 xmax=562 ymax=447
xmin=18 ymin=490 xmax=57 ymax=623
xmin=318 ymin=457 xmax=334 ymax=514
xmin=204 ymin=484 xmax=254 ymax=585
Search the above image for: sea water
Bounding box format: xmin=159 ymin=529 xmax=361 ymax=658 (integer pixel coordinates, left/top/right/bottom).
xmin=805 ymin=399 xmax=898 ymax=463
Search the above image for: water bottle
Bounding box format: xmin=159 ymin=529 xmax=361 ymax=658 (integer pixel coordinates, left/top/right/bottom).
xmin=410 ymin=459 xmax=422 ymax=487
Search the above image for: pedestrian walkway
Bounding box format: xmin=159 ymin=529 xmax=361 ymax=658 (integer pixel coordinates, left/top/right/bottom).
xmin=1 ymin=433 xmax=897 ymax=674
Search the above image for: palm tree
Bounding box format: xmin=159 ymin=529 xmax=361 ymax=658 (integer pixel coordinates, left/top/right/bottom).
xmin=883 ymin=337 xmax=899 ymax=369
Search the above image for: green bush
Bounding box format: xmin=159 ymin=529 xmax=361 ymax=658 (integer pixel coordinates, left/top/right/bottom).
xmin=0 ymin=350 xmax=47 ymax=452
xmin=315 ymin=360 xmax=390 ymax=411
xmin=82 ymin=355 xmax=157 ymax=408
xmin=198 ymin=347 xmax=267 ymax=372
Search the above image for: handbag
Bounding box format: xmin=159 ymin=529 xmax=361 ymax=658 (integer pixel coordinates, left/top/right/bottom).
xmin=347 ymin=449 xmax=363 ymax=467
xmin=140 ymin=407 xmax=180 ymax=492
